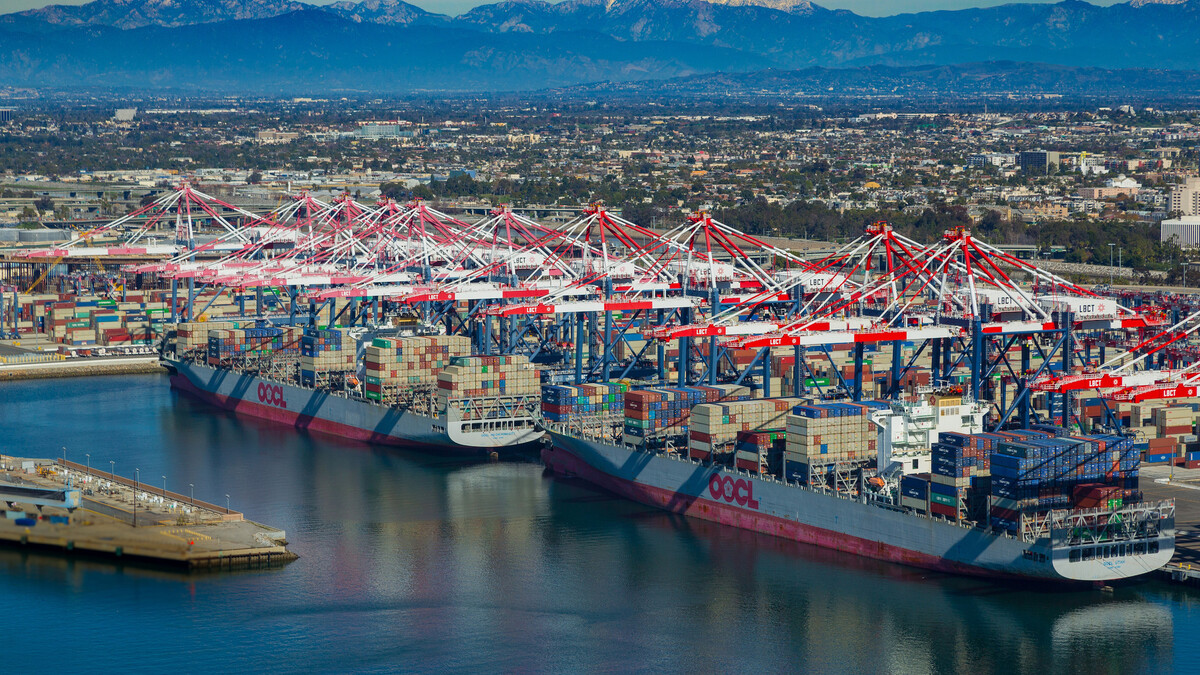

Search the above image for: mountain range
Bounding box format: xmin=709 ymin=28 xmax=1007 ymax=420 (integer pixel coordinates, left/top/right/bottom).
xmin=0 ymin=0 xmax=1197 ymax=92
xmin=559 ymin=61 xmax=1200 ymax=101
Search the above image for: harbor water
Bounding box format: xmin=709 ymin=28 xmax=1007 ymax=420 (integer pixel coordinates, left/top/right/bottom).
xmin=1 ymin=374 xmax=1198 ymax=673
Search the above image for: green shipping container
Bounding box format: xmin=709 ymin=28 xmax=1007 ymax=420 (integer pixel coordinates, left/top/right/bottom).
xmin=930 ymin=493 xmax=957 ymax=507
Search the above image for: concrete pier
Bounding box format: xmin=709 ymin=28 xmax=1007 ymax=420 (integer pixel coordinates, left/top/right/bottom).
xmin=0 ymin=355 xmax=165 ymax=381
xmin=0 ymin=456 xmax=296 ymax=570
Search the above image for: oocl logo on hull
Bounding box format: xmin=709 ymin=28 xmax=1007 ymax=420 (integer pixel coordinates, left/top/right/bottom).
xmin=709 ymin=474 xmax=760 ymax=509
xmin=257 ymin=382 xmax=288 ymax=409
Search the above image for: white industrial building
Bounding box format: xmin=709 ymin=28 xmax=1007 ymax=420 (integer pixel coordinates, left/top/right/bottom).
xmin=1161 ymin=216 xmax=1200 ymax=248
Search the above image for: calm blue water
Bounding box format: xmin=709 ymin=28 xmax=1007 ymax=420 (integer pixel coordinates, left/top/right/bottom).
xmin=1 ymin=374 xmax=1198 ymax=673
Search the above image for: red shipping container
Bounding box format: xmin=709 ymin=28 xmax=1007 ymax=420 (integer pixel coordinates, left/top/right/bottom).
xmin=930 ymin=502 xmax=958 ymax=519
xmin=735 ymin=457 xmax=762 ymax=472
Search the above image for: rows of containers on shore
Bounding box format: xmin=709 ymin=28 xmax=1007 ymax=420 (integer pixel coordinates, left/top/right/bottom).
xmin=18 ymin=289 xmax=299 ymax=347
xmin=21 ymin=293 xmax=172 ymax=346
xmin=899 ymin=427 xmax=1140 ymax=532
xmin=1129 ymin=404 xmax=1200 ymax=467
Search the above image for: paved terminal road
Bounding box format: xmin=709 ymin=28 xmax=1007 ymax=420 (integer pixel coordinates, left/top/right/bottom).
xmin=1140 ymin=465 xmax=1200 ymax=568
xmin=0 ymin=343 xmax=35 ymax=357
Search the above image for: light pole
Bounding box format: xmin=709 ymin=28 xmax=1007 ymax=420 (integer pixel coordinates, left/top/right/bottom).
xmin=225 ymin=494 xmax=230 ymax=513
xmin=134 ymin=468 xmax=140 ymax=527
xmin=1118 ymin=247 xmax=1122 ymax=282
xmin=109 ymin=460 xmax=115 ymax=481
xmin=61 ymin=446 xmax=66 ymax=465
xmin=162 ymin=475 xmax=167 ymax=500
xmin=85 ymin=453 xmax=90 ymax=478
xmin=1108 ymin=243 xmax=1114 ymax=286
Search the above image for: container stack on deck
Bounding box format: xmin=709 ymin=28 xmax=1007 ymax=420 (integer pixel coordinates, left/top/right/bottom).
xmin=177 ymin=321 xmax=239 ymax=352
xmin=734 ymin=430 xmax=789 ymax=474
xmin=207 ymin=327 xmax=293 ymax=365
xmin=540 ymin=382 xmax=629 ymax=423
xmin=299 ymin=328 xmax=354 ymax=385
xmin=436 ymin=355 xmax=542 ymax=420
xmin=782 ymin=401 xmax=887 ymax=484
xmin=988 ymin=432 xmax=1140 ymax=533
xmin=363 ymin=335 xmax=471 ymax=401
xmin=900 ymin=473 xmax=931 ymax=511
xmin=929 ymin=431 xmax=1001 ymax=521
xmin=688 ymin=397 xmax=796 ymax=463
xmin=623 ymin=385 xmax=750 ymax=448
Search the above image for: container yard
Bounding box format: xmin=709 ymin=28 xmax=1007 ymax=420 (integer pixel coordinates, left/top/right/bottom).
xmin=8 ymin=184 xmax=1200 ymax=581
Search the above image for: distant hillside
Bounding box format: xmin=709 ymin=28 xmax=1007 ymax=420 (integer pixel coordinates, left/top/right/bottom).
xmin=1 ymin=0 xmax=1199 ymax=91
xmin=558 ymin=63 xmax=1200 ymax=100
xmin=0 ymin=10 xmax=771 ymax=92
xmin=5 ymin=0 xmax=312 ymax=29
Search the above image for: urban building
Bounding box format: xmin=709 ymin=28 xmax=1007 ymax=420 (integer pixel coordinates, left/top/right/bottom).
xmin=1160 ymin=216 xmax=1200 ymax=248
xmin=1169 ymin=177 xmax=1200 ymax=217
xmin=1078 ymin=175 xmax=1141 ymax=199
xmin=967 ymin=153 xmax=1013 ymax=168
xmin=1018 ymin=150 xmax=1060 ymax=174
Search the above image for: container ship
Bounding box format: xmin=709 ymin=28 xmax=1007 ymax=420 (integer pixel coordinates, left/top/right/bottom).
xmin=540 ymin=384 xmax=1175 ymax=583
xmin=164 ymin=322 xmax=543 ymax=453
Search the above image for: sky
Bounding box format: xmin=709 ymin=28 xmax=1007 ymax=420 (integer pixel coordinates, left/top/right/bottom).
xmin=0 ymin=0 xmax=1129 ymax=19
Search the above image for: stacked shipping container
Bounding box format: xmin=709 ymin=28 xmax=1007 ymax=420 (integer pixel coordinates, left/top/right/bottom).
xmin=929 ymin=431 xmax=1004 ymax=521
xmin=989 ymin=433 xmax=1139 ymax=533
xmin=364 ymin=335 xmax=472 ymax=399
xmin=782 ymin=401 xmax=887 ymax=483
xmin=299 ymin=328 xmax=354 ymax=385
xmin=688 ymin=398 xmax=799 ymax=462
xmin=540 ymin=382 xmax=629 ymax=423
xmin=623 ymin=384 xmax=751 ymax=448
xmin=436 ymin=355 xmax=541 ymax=397
xmin=207 ymin=327 xmax=295 ymax=365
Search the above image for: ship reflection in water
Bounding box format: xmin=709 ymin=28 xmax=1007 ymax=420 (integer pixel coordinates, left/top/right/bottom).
xmin=0 ymin=374 xmax=1186 ymax=673
xmin=598 ymin=498 xmax=1177 ymax=674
